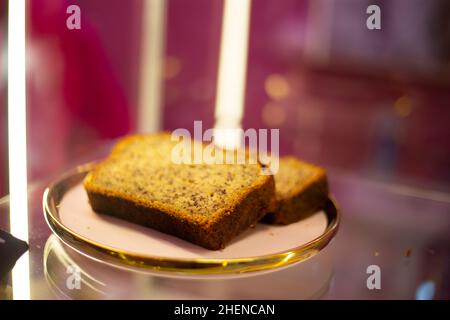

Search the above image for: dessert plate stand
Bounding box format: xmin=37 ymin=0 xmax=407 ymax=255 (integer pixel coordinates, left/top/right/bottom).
xmin=43 ymin=163 xmax=340 ymax=278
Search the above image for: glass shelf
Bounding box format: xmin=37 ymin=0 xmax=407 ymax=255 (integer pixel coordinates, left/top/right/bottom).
xmin=1 ymin=150 xmax=449 ymax=299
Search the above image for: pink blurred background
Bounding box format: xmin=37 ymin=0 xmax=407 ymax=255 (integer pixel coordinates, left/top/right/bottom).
xmin=0 ymin=0 xmax=449 ymax=198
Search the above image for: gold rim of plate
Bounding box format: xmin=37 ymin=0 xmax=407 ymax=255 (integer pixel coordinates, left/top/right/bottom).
xmin=43 ymin=163 xmax=341 ymax=275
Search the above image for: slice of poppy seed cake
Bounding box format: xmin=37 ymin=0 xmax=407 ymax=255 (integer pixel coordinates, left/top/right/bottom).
xmin=262 ymin=156 xmax=328 ymax=225
xmin=83 ymin=133 xmax=275 ymax=250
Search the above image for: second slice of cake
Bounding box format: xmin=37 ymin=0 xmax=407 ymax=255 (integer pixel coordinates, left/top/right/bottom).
xmin=263 ymin=156 xmax=328 ymax=225
xmin=83 ymin=133 xmax=275 ymax=250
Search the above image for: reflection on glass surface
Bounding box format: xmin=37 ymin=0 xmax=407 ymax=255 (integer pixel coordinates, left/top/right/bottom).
xmin=43 ymin=235 xmax=333 ymax=299
xmin=415 ymin=281 xmax=435 ymax=300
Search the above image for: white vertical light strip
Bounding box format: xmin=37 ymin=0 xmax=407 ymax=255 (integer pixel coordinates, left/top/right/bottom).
xmin=214 ymin=0 xmax=252 ymax=149
xmin=138 ymin=0 xmax=167 ymax=133
xmin=8 ymin=0 xmax=31 ymax=300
